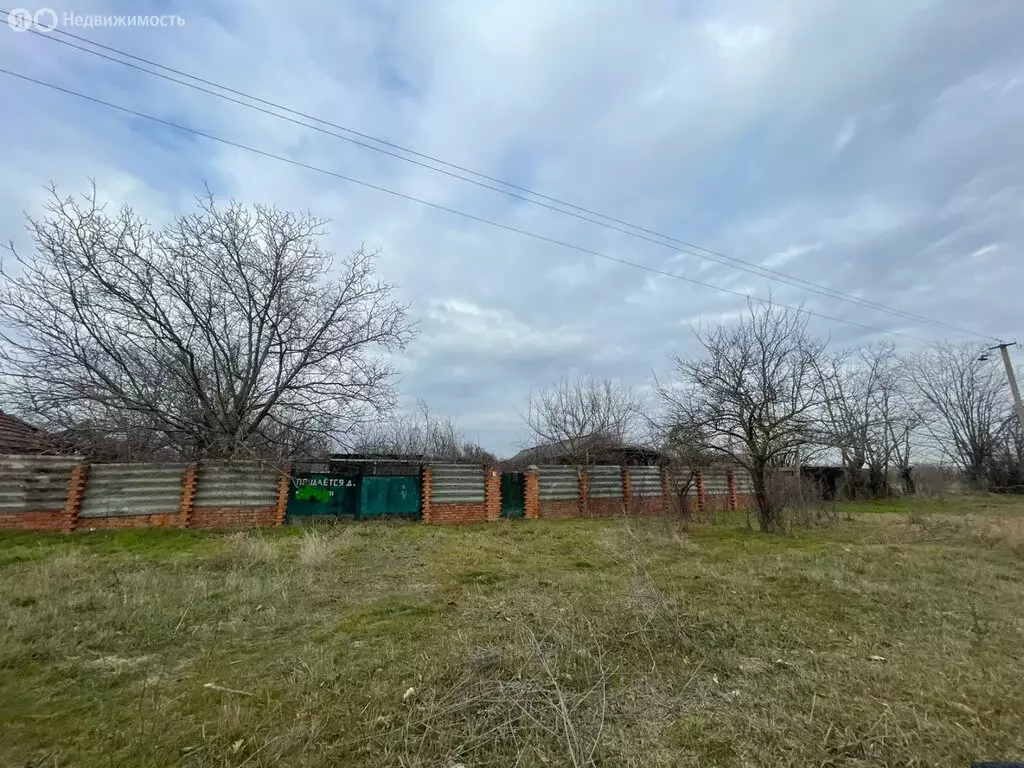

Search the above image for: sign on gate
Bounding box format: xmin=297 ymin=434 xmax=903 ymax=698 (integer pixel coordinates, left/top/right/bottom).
xmin=287 ymin=472 xmax=360 ymax=517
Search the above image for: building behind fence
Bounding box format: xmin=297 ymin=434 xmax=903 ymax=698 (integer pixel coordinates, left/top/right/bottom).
xmin=0 ymin=454 xmax=754 ymax=532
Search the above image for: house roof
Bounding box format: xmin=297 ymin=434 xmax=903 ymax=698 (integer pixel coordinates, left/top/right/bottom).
xmin=503 ymin=435 xmax=667 ymax=469
xmin=0 ymin=410 xmax=57 ymax=454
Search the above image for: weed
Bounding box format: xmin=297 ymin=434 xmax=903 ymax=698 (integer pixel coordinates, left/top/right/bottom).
xmin=1 ymin=497 xmax=1023 ymax=766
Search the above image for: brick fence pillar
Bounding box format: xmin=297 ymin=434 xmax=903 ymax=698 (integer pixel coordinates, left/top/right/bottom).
xmin=696 ymin=470 xmax=707 ymax=516
xmin=660 ymin=466 xmax=672 ymax=515
xmin=421 ymin=466 xmax=433 ymax=524
xmin=622 ymin=468 xmax=632 ymax=515
xmin=727 ymin=470 xmax=738 ymax=511
xmin=578 ymin=469 xmax=589 ymax=517
xmin=524 ymin=465 xmax=539 ymax=519
xmin=178 ymin=463 xmax=199 ymax=528
xmin=484 ymin=466 xmax=501 ymax=522
xmin=274 ymin=463 xmax=291 ymax=526
xmin=61 ymin=462 xmax=88 ymax=533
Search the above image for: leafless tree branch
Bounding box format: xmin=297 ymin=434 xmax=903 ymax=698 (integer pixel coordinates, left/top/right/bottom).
xmin=0 ymin=184 xmax=415 ymax=461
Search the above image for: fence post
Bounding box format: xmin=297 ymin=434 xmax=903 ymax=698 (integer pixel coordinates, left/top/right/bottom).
xmin=274 ymin=463 xmax=291 ymax=527
xmin=484 ymin=466 xmax=501 ymax=522
xmin=421 ymin=466 xmax=433 ymax=524
xmin=696 ymin=470 xmax=707 ymax=516
xmin=61 ymin=462 xmax=88 ymax=533
xmin=524 ymin=465 xmax=539 ymax=519
xmin=727 ymin=470 xmax=738 ymax=511
xmin=622 ymin=467 xmax=632 ymax=515
xmin=178 ymin=463 xmax=199 ymax=528
xmin=578 ymin=468 xmax=589 ymax=517
xmin=660 ymin=466 xmax=672 ymax=515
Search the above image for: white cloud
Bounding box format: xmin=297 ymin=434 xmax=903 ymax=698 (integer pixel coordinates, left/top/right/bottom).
xmin=1 ymin=0 xmax=1022 ymax=454
xmin=834 ymin=118 xmax=858 ymax=151
xmin=763 ymin=242 xmax=822 ymax=268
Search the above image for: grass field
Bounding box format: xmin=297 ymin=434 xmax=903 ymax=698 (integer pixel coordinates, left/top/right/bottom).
xmin=2 ymin=497 xmax=1023 ymax=767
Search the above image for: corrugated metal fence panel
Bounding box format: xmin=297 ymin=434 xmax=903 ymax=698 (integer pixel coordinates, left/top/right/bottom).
xmin=0 ymin=455 xmax=79 ymax=513
xmin=704 ymin=470 xmax=730 ymax=495
xmin=538 ymin=466 xmax=579 ymax=501
xmin=587 ymin=466 xmax=623 ymax=499
xmin=631 ymin=466 xmax=663 ymax=497
xmin=735 ymin=469 xmax=755 ymax=493
xmin=79 ymin=463 xmax=188 ymax=518
xmin=430 ymin=464 xmax=484 ymax=503
xmin=194 ymin=463 xmax=280 ymax=508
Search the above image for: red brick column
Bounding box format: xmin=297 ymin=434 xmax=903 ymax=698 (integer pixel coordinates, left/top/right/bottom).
xmin=660 ymin=466 xmax=672 ymax=515
xmin=274 ymin=463 xmax=291 ymax=526
xmin=622 ymin=468 xmax=632 ymax=515
xmin=727 ymin=470 xmax=738 ymax=511
xmin=61 ymin=463 xmax=88 ymax=533
xmin=484 ymin=466 xmax=501 ymax=522
xmin=524 ymin=465 xmax=539 ymax=519
xmin=696 ymin=471 xmax=707 ymax=516
xmin=578 ymin=469 xmax=589 ymax=516
xmin=178 ymin=463 xmax=199 ymax=528
xmin=421 ymin=466 xmax=433 ymax=524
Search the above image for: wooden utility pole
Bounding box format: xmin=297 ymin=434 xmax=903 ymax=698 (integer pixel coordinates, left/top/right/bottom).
xmin=989 ymin=343 xmax=1024 ymax=435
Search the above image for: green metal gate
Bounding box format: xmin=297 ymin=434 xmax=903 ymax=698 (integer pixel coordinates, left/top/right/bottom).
xmin=359 ymin=475 xmax=421 ymax=519
xmin=500 ymin=472 xmax=526 ymax=518
xmin=287 ymin=472 xmax=360 ymax=518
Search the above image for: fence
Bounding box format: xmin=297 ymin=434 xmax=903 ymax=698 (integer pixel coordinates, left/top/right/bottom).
xmin=0 ymin=455 xmax=80 ymax=531
xmin=536 ymin=466 xmax=580 ymax=518
xmin=79 ymin=463 xmax=187 ymax=523
xmin=586 ymin=465 xmax=623 ymax=516
xmin=702 ymin=468 xmax=731 ymax=512
xmin=734 ymin=468 xmax=756 ymax=508
xmin=0 ymin=454 xmax=751 ymax=531
xmin=423 ymin=463 xmax=497 ymax=524
xmin=0 ymin=456 xmax=288 ymax=531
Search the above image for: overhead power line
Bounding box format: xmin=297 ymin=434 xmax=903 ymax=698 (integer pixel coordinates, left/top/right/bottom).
xmin=0 ymin=66 xmax=934 ymax=343
xmin=2 ymin=12 xmax=996 ymax=342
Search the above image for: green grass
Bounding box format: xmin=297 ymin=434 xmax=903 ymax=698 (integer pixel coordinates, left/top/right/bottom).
xmin=2 ymin=497 xmax=1023 ymax=767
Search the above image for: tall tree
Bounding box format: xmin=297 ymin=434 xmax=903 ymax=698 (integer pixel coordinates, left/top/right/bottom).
xmin=818 ymin=344 xmax=914 ymax=498
xmin=657 ymin=301 xmax=827 ymax=532
xmin=353 ymin=399 xmax=496 ymax=463
xmin=0 ymin=185 xmax=414 ymax=460
xmin=522 ymin=376 xmax=644 ymax=466
xmin=904 ymin=343 xmax=1010 ymax=490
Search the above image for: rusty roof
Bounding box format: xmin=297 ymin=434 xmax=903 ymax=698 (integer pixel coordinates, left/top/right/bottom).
xmin=0 ymin=410 xmax=57 ymax=454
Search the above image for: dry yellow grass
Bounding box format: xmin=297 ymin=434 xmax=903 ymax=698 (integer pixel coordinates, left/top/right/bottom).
xmin=1 ymin=496 xmax=1023 ymax=767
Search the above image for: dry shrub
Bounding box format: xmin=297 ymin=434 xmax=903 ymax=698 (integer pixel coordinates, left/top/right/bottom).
xmin=219 ymin=531 xmax=279 ymax=565
xmin=765 ymin=472 xmax=837 ymax=531
xmin=401 ymin=615 xmax=608 ymax=768
xmin=979 ymin=515 xmax=1024 ymax=556
xmin=297 ymin=528 xmax=350 ymax=567
xmin=913 ymin=465 xmax=956 ymax=500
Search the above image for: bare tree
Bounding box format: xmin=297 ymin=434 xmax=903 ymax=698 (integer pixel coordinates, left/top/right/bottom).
xmin=656 ymin=419 xmax=714 ymax=518
xmin=887 ymin=395 xmax=923 ymax=496
xmin=353 ymin=400 xmax=496 ymax=463
xmin=0 ymin=184 xmax=414 ymax=461
xmin=656 ymin=301 xmax=827 ymax=532
xmin=522 ymin=376 xmax=644 ymax=466
xmin=903 ymin=342 xmax=1009 ymax=490
xmin=817 ymin=344 xmax=916 ymax=498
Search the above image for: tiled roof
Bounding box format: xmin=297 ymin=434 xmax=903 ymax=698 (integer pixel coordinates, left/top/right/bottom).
xmin=0 ymin=410 xmax=56 ymax=454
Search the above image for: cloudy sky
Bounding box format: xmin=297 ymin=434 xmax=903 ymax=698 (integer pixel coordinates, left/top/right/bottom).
xmin=2 ymin=0 xmax=1022 ymax=455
